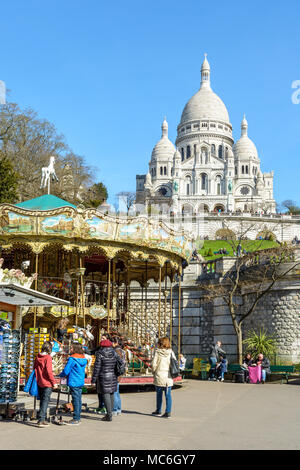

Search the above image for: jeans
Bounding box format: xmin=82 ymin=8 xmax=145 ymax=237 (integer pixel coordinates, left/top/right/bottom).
xmin=156 ymin=386 xmax=172 ymax=414
xmin=69 ymin=386 xmax=83 ymax=422
xmin=113 ymin=383 xmax=121 ymax=412
xmin=38 ymin=386 xmax=52 ymax=421
xmin=209 ymin=357 xmax=217 ymax=378
xmin=103 ymin=393 xmax=114 ymax=417
xmin=261 ymin=369 xmax=266 ymax=382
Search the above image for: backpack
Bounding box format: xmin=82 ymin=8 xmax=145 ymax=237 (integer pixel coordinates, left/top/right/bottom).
xmin=115 ymin=353 xmax=126 ymax=377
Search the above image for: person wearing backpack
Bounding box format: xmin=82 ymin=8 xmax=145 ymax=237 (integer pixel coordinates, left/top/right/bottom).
xmin=92 ymin=339 xmax=123 ymax=422
xmin=59 ymin=343 xmax=88 ymax=426
xmin=111 ymin=337 xmax=126 ymax=416
xmin=151 ymin=337 xmax=177 ymax=419
xmin=34 ymin=341 xmax=57 ymax=428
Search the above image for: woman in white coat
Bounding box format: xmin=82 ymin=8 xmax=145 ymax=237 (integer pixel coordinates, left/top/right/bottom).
xmin=151 ymin=337 xmax=176 ymax=418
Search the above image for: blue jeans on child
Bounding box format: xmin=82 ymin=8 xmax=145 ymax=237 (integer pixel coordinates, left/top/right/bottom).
xmin=69 ymin=386 xmax=83 ymax=422
xmin=156 ymin=386 xmax=172 ymax=414
xmin=37 ymin=386 xmax=52 ymax=421
xmin=113 ymin=383 xmax=121 ymax=413
xmin=261 ymin=369 xmax=266 ymax=382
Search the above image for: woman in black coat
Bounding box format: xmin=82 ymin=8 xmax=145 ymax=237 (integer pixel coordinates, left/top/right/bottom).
xmin=92 ymin=339 xmax=118 ymax=421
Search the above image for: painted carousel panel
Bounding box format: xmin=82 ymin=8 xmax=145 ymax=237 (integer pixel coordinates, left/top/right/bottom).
xmin=40 ymin=214 xmax=74 ymax=235
xmin=0 ymin=211 xmax=35 ymax=234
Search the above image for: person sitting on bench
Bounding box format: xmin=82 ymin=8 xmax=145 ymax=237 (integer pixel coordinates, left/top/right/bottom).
xmin=254 ymin=353 xmax=271 ymax=384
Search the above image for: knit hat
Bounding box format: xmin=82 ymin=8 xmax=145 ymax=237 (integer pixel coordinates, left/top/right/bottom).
xmin=100 ymin=339 xmax=113 ymax=347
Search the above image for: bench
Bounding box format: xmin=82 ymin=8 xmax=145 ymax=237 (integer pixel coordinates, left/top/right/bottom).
xmin=270 ymin=365 xmax=295 ymax=384
xmin=226 ymin=364 xmax=243 ymax=381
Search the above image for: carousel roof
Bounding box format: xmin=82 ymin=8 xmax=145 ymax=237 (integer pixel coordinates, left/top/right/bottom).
xmin=15 ymin=194 xmax=76 ymax=211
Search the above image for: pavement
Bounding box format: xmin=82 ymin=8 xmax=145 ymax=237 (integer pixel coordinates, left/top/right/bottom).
xmin=1 ymin=379 xmax=300 ymax=450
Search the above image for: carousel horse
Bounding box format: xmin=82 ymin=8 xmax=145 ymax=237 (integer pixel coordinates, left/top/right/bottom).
xmin=40 ymin=156 xmax=59 ymax=189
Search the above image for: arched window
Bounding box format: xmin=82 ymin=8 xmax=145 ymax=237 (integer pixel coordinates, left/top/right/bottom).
xmin=164 ymin=166 xmax=167 ymax=175
xmin=160 ymin=167 xmax=163 ymax=175
xmin=235 ymin=166 xmax=237 ymax=176
xmin=246 ymin=165 xmax=249 ymax=174
xmin=186 ymin=146 xmax=191 ymax=158
xmin=201 ymin=173 xmax=208 ymax=191
xmin=186 ymin=175 xmax=192 ymax=195
xmin=181 ymin=148 xmax=185 ymax=161
xmin=211 ymin=144 xmax=215 ymax=155
xmin=242 ymin=165 xmax=245 ymax=174
xmin=218 ymin=145 xmax=223 ymax=159
xmin=216 ymin=175 xmax=222 ymax=195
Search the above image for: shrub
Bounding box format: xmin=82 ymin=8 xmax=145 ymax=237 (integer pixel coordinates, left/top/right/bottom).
xmin=243 ymin=329 xmax=277 ymax=358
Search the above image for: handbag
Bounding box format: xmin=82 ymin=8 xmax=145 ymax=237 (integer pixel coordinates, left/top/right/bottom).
xmin=169 ymin=352 xmax=180 ymax=378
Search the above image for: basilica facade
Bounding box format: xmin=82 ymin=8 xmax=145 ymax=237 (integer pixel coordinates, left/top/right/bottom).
xmin=136 ymin=55 xmax=276 ymax=216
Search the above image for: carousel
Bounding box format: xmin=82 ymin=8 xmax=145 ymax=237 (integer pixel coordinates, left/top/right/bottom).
xmin=0 ymin=186 xmax=193 ymax=384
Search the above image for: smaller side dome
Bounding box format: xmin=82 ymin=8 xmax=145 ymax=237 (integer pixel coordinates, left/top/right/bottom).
xmin=233 ymin=115 xmax=258 ymax=160
xmin=151 ymin=118 xmax=176 ymax=161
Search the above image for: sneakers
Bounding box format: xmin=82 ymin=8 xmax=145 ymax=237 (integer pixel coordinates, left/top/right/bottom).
xmin=65 ymin=420 xmax=80 ymax=426
xmin=96 ymin=407 xmax=107 ymax=415
xmin=37 ymin=420 xmax=50 ymax=427
xmin=152 ymin=411 xmax=162 ymax=416
xmin=161 ymin=413 xmax=171 ymax=418
xmin=112 ymin=411 xmax=122 ymax=416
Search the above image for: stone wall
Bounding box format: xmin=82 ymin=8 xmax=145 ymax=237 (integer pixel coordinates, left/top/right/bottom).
xmin=242 ymin=284 xmax=300 ymax=363
xmin=129 ymin=261 xmax=300 ymax=366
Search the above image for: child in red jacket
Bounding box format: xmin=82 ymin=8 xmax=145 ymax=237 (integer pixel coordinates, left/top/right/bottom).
xmin=34 ymin=341 xmax=57 ymax=427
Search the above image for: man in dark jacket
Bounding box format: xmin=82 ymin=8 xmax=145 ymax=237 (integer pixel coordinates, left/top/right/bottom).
xmin=92 ymin=339 xmax=118 ymax=421
xmin=208 ymin=341 xmax=226 ymax=380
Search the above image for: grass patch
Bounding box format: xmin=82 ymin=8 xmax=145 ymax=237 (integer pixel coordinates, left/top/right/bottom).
xmin=198 ymin=240 xmax=279 ymax=261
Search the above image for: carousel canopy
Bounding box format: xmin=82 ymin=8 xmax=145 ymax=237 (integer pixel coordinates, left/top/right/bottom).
xmin=15 ymin=194 xmax=76 ymax=211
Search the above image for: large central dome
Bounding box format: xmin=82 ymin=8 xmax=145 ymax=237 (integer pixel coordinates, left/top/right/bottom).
xmin=179 ymin=55 xmax=230 ymax=125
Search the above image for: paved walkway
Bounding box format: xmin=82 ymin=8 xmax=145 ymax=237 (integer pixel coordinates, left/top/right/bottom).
xmin=1 ymin=379 xmax=300 ymax=450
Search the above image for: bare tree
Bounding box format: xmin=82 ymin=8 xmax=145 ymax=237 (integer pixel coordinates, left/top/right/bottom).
xmin=0 ymin=102 xmax=96 ymax=203
xmin=116 ymin=191 xmax=136 ymax=215
xmin=201 ymin=221 xmax=300 ymax=363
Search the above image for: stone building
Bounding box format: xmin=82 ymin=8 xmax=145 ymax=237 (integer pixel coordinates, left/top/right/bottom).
xmin=136 ymin=55 xmax=276 ymax=217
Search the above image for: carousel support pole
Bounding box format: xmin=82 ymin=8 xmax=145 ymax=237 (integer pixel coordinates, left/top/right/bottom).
xmin=170 ymin=270 xmax=173 ymax=346
xmin=158 ymin=265 xmax=162 ymax=338
xmin=164 ymin=267 xmax=167 ymax=336
xmin=33 ymin=253 xmax=39 ymax=329
xmin=112 ymin=259 xmax=116 ymax=332
xmin=145 ymin=261 xmax=148 ymax=344
xmin=107 ymin=259 xmax=111 ymax=334
xmin=76 ymin=278 xmax=79 ymax=326
xmin=178 ymin=272 xmax=181 ymax=358
xmin=141 ymin=284 xmax=144 ymax=345
xmin=79 ymin=256 xmax=85 ymax=328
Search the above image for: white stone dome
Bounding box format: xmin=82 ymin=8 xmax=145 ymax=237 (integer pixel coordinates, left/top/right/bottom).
xmin=151 ymin=118 xmax=175 ymax=161
xmin=180 ymin=55 xmax=230 ymax=125
xmin=180 ymin=87 xmax=230 ymax=124
xmin=233 ymin=116 xmax=258 ymax=160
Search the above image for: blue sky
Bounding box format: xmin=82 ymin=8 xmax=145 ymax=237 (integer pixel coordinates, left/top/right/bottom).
xmin=1 ymin=0 xmax=300 ymax=207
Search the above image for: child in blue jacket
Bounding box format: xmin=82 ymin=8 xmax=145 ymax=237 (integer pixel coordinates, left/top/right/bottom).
xmin=216 ymin=355 xmax=227 ymax=382
xmin=60 ymin=343 xmax=87 ymax=425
